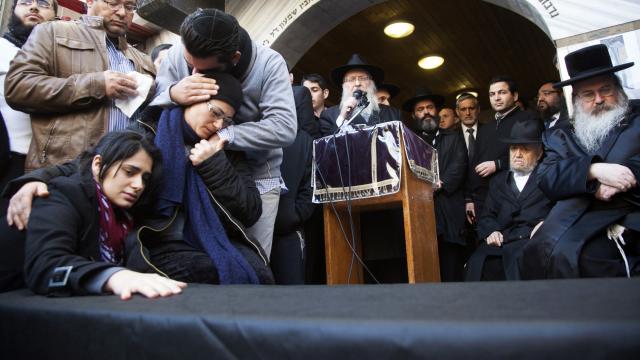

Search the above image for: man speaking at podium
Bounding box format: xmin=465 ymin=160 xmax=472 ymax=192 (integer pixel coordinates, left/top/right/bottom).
xmin=319 ymin=54 xmax=401 ymax=136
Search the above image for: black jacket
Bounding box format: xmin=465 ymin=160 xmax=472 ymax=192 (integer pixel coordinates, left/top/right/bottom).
xmin=417 ymin=128 xmax=468 ymax=245
xmin=136 ymin=148 xmax=269 ymax=270
xmin=521 ymin=102 xmax=640 ymax=279
xmin=274 ymin=87 xmax=316 ymax=235
xmin=24 ymin=171 xmax=149 ymax=296
xmin=466 ymin=167 xmax=554 ymax=280
xmin=318 ymin=104 xmax=402 ymax=137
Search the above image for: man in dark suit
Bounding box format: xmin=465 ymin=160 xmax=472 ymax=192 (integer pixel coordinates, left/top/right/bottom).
xmin=470 ymin=76 xmax=537 ymax=217
xmin=272 ymin=83 xmax=316 ymax=284
xmin=521 ymin=44 xmax=640 ymax=279
xmin=318 ymin=54 xmax=401 ymax=137
xmin=456 ymin=93 xmax=482 ymax=224
xmin=536 ymin=81 xmax=571 ymax=131
xmin=403 ymin=89 xmax=468 ymax=281
xmin=466 ymin=119 xmax=553 ymax=281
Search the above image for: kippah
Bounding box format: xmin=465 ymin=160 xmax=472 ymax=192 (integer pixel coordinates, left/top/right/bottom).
xmin=189 ymin=8 xmax=240 ymax=51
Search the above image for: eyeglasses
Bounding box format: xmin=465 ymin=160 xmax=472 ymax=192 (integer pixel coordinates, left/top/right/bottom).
xmin=343 ymin=75 xmax=371 ymax=84
xmin=101 ymin=0 xmax=138 ymax=13
xmin=17 ymin=0 xmax=52 ymax=8
xmin=576 ymin=85 xmax=615 ymax=103
xmin=207 ymin=102 xmax=234 ymax=127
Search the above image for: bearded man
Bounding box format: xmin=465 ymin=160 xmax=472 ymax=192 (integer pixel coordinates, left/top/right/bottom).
xmin=403 ymin=88 xmax=468 ymax=281
xmin=318 ymin=54 xmax=401 ymax=136
xmin=521 ymin=44 xmax=640 ymax=279
xmin=536 ymin=80 xmax=570 ymax=131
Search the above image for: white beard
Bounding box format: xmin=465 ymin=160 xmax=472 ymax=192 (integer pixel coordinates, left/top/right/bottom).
xmin=340 ymin=82 xmax=380 ymax=119
xmin=573 ymin=93 xmax=628 ymax=154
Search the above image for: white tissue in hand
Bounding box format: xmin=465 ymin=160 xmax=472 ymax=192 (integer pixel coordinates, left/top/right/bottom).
xmin=114 ymin=71 xmax=153 ymax=118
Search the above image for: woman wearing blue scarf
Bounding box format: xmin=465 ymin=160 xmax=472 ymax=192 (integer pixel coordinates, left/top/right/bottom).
xmin=144 ymin=72 xmax=273 ymax=284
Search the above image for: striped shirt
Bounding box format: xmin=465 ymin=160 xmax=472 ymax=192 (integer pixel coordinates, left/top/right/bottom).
xmin=106 ymin=37 xmax=136 ymax=131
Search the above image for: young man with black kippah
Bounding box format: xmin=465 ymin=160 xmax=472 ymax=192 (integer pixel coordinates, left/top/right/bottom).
xmin=152 ymin=9 xmax=297 ymax=258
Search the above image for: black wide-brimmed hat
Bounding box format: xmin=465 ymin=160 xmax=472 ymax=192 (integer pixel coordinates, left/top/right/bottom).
xmin=377 ymin=83 xmax=400 ymax=99
xmin=402 ymin=86 xmax=445 ymax=112
xmin=331 ymin=54 xmax=384 ymax=86
xmin=500 ymin=118 xmax=543 ymax=144
xmin=554 ymin=44 xmax=634 ymax=88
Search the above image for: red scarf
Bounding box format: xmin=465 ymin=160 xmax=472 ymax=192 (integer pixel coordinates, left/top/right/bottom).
xmin=95 ymin=182 xmax=133 ymax=264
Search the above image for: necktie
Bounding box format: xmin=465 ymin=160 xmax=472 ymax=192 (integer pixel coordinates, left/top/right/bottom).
xmin=467 ymin=128 xmax=476 ymax=160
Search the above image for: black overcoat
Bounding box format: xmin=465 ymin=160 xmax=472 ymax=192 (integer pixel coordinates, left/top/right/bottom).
xmin=466 ymin=167 xmax=554 ymax=280
xmin=432 ymin=129 xmax=468 ymax=245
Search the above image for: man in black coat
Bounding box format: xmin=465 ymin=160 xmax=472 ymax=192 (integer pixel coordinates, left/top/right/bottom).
xmin=318 ymin=54 xmax=401 ymax=137
xmin=403 ymin=88 xmax=468 ymax=281
xmin=521 ymin=44 xmax=640 ymax=279
xmin=536 ymin=81 xmax=571 ymax=131
xmin=466 ymin=119 xmax=553 ymax=281
xmin=271 ymin=85 xmax=316 ymax=284
xmin=468 ymin=76 xmax=537 ymax=217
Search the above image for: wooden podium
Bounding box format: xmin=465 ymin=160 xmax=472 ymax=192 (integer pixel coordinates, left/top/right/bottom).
xmin=319 ymin=126 xmax=440 ymax=284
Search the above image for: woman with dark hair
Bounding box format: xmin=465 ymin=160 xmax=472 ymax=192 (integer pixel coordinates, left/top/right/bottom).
xmin=24 ymin=130 xmax=186 ymax=299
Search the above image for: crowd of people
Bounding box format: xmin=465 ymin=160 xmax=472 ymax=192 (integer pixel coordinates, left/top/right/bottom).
xmin=0 ymin=0 xmax=638 ymax=299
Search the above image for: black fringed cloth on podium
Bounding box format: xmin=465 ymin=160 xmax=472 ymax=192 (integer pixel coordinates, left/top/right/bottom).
xmin=312 ymin=121 xmax=438 ymax=203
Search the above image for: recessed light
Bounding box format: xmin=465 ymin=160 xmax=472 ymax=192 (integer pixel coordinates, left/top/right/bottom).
xmin=418 ymin=55 xmax=444 ymax=70
xmin=384 ymin=22 xmax=415 ymax=38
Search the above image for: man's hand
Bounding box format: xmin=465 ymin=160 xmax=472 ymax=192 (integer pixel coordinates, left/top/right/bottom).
xmin=589 ymin=163 xmax=637 ymax=191
xmin=434 ymin=180 xmax=444 ymax=191
xmin=104 ymin=71 xmax=138 ymax=99
xmin=486 ymin=231 xmax=503 ymax=247
xmin=7 ymin=181 xmax=49 ymax=230
xmin=104 ymin=270 xmax=187 ymax=301
xmin=465 ymin=202 xmax=476 ymax=224
xmin=475 ymin=161 xmax=497 ymax=178
xmin=169 ymin=74 xmax=218 ymax=106
xmin=189 ymin=138 xmax=227 ymax=166
xmin=595 ymin=183 xmax=621 ymax=201
xmin=339 ymin=96 xmax=358 ymax=119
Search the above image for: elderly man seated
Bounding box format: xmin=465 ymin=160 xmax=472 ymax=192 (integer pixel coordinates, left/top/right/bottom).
xmin=466 ymin=119 xmax=553 ymax=281
xmin=521 ymin=44 xmax=639 ymax=279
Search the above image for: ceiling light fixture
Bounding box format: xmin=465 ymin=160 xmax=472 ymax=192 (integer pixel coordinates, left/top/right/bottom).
xmin=418 ymin=55 xmax=444 ymax=70
xmin=384 ymin=21 xmax=415 ymax=38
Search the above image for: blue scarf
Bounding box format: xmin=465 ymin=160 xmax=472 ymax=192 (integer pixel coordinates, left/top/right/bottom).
xmin=155 ymin=107 xmax=259 ymax=284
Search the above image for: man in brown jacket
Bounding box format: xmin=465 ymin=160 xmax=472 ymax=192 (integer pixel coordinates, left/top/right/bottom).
xmin=5 ymin=0 xmax=155 ymax=172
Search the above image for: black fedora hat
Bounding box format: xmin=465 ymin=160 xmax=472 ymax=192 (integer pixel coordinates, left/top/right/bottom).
xmin=402 ymin=86 xmax=445 ymax=112
xmin=500 ymin=118 xmax=543 ymax=144
xmin=554 ymin=44 xmax=634 ymax=88
xmin=377 ymin=83 xmax=400 ymax=99
xmin=331 ymin=54 xmax=384 ymax=86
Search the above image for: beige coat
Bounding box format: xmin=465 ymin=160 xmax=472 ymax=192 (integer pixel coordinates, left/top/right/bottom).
xmin=4 ymin=16 xmax=155 ymax=171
